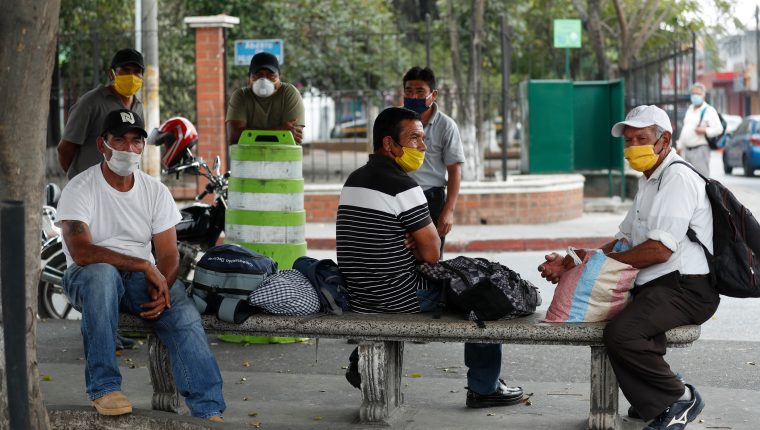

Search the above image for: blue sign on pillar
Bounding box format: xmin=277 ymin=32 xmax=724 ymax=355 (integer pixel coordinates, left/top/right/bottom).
xmin=234 ymin=39 xmax=284 ymax=66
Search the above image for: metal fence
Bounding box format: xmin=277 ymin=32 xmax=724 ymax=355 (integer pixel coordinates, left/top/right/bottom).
xmin=626 ymin=36 xmax=697 ymax=138
xmin=51 ymin=23 xmax=523 ymax=183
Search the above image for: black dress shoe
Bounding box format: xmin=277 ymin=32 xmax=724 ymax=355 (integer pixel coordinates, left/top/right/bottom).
xmin=466 ymin=379 xmax=524 ymax=408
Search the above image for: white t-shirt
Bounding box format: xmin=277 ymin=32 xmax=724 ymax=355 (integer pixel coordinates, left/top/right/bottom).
xmin=56 ymin=164 xmax=181 ymax=267
xmin=615 ymin=151 xmax=713 ymax=285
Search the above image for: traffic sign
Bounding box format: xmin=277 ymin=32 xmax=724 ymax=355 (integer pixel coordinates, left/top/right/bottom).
xmin=234 ymin=39 xmax=284 ymax=66
xmin=553 ymin=20 xmax=582 ymax=48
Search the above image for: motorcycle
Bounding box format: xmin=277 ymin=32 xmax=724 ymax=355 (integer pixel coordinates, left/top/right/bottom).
xmin=37 ymin=117 xmax=228 ymax=318
xmin=38 ymin=183 xmax=72 ymax=319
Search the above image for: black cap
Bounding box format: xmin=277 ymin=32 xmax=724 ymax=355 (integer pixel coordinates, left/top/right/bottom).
xmin=111 ymin=48 xmax=145 ymax=71
xmin=102 ymin=109 xmax=148 ymax=138
xmin=249 ymin=52 xmax=279 ymax=75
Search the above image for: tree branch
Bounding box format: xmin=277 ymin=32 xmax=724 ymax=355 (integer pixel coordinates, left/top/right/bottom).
xmin=632 ymin=2 xmax=671 ymax=56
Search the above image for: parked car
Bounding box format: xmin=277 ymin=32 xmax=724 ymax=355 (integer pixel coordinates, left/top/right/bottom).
xmin=716 ymin=114 xmax=742 ymax=149
xmin=330 ymin=118 xmax=367 ymax=138
xmin=722 ymin=115 xmax=760 ymax=177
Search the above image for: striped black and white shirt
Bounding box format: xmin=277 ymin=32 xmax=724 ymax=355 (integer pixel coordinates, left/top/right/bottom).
xmin=336 ymin=154 xmax=433 ymax=313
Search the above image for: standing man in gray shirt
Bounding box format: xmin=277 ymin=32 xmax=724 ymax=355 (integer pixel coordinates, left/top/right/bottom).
xmin=58 ymin=49 xmax=145 ymax=179
xmin=56 ymin=49 xmax=145 ymax=350
xmin=402 ymin=67 xmax=465 ymax=250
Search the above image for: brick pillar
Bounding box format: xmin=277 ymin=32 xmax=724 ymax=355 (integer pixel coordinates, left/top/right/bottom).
xmin=183 ymin=15 xmax=239 ymax=195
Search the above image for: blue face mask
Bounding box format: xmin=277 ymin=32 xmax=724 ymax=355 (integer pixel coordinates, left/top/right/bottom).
xmin=403 ymin=96 xmax=430 ymax=114
xmin=690 ymin=94 xmax=703 ymax=106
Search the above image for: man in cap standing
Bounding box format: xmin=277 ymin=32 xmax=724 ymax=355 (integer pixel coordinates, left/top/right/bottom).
xmin=538 ymin=105 xmax=719 ymax=429
xmin=56 ymin=109 xmax=226 ymax=422
xmin=226 ymin=52 xmax=305 ymax=145
xmin=58 ymin=48 xmax=145 ymax=179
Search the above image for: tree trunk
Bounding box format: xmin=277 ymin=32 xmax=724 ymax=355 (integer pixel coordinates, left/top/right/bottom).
xmin=0 ymin=1 xmax=61 ymax=429
xmin=573 ymin=0 xmax=611 ymax=79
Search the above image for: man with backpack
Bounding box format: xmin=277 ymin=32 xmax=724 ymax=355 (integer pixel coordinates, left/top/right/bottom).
xmin=538 ymin=105 xmax=720 ymax=429
xmin=675 ymin=83 xmax=724 ymax=177
xmin=337 ymin=107 xmax=524 ymax=408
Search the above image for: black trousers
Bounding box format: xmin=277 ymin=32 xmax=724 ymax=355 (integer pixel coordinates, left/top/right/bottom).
xmin=602 ymin=271 xmax=720 ymax=420
xmin=423 ymin=187 xmax=446 ymax=254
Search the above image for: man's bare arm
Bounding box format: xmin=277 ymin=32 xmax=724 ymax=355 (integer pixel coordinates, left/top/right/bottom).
xmin=152 ymin=227 xmax=179 ymax=287
xmin=409 ymin=223 xmax=441 ymax=264
xmin=57 ymin=139 xmax=78 ymax=173
xmin=63 ymin=220 xmax=152 ymax=271
xmin=606 ymin=239 xmax=672 ymax=269
xmin=226 ymin=120 xmax=246 ymax=146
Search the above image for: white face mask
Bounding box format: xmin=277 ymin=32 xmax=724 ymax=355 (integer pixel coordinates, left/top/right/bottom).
xmin=252 ymin=77 xmax=276 ymax=97
xmin=103 ymin=140 xmax=142 ymax=176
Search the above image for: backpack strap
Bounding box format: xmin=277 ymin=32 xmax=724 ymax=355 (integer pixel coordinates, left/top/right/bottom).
xmin=658 ymin=161 xmax=717 ymax=285
xmin=433 ymin=278 xmax=449 ymax=319
xmin=698 ymin=106 xmax=707 ymax=125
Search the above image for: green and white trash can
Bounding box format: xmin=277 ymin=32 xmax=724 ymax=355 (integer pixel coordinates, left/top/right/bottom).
xmin=226 ymin=130 xmax=307 ymax=269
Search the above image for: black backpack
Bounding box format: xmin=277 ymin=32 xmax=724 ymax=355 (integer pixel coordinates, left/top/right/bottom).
xmin=191 ymin=244 xmax=278 ymax=323
xmin=664 ymin=161 xmax=760 ymax=297
xmin=293 ymin=256 xmax=351 ymax=315
xmin=418 ymin=256 xmax=542 ymax=327
xmin=699 ymin=107 xmax=728 ymax=150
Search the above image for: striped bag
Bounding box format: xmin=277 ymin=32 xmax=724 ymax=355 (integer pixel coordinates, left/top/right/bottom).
xmin=544 ymin=246 xmax=638 ymax=323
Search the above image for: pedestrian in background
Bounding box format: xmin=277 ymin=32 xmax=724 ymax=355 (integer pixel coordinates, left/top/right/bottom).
xmin=402 ymin=66 xmax=465 ymax=253
xmin=676 ymin=83 xmax=723 ymax=177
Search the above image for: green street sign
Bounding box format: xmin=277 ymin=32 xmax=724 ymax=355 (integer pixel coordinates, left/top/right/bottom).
xmin=553 ymin=19 xmax=582 ymax=48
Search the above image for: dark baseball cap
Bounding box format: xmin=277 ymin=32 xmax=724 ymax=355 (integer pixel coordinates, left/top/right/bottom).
xmin=102 ymin=109 xmax=148 ymax=138
xmin=249 ymin=52 xmax=279 ymax=75
xmin=111 ymin=48 xmax=145 ymax=71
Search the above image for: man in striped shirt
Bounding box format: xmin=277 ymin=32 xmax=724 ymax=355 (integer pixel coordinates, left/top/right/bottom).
xmin=338 ymin=107 xmax=524 ymax=408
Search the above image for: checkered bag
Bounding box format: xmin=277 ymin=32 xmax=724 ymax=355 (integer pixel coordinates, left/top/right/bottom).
xmin=248 ymin=269 xmax=321 ymax=315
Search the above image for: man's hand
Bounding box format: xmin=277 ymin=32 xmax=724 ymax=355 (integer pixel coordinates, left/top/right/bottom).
xmin=695 ymin=126 xmax=706 ymax=135
xmin=140 ymin=264 xmax=171 ymax=319
xmin=537 ymin=252 xmax=578 ymax=284
xmin=278 ymin=119 xmax=304 ymax=144
xmin=436 ymin=207 xmax=454 ymax=237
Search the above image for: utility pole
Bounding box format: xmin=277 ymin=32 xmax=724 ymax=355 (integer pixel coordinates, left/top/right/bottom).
xmin=141 ymin=0 xmax=161 ymax=176
xmin=500 ymin=15 xmax=512 ymax=181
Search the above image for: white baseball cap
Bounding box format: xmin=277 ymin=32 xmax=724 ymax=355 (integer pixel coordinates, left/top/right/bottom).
xmin=610 ymin=105 xmax=673 ymax=137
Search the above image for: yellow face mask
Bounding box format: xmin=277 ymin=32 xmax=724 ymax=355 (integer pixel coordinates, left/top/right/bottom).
xmin=623 ymin=145 xmax=659 ymax=172
xmin=112 ymin=73 xmax=143 ymax=97
xmin=395 ymin=146 xmax=425 ymax=172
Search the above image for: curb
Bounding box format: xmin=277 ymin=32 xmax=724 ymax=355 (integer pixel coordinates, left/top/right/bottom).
xmin=306 ymin=237 xmax=614 ymax=252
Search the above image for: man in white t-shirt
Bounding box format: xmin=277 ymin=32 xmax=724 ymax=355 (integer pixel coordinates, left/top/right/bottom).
xmin=676 ymin=83 xmax=724 ymax=177
xmin=539 ymin=106 xmax=719 ymax=429
xmin=56 ymin=109 xmax=225 ymax=422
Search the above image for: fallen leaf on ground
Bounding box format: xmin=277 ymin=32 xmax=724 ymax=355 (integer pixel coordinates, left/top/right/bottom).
xmin=408 ymin=373 xmax=423 ymax=378
xmin=42 ymin=375 xmax=52 ymax=381
xmin=486 ymin=413 xmax=495 ymax=416
xmin=248 ymin=412 xmax=258 ymax=417
xmin=314 ymin=416 xmax=322 ymax=420
xmin=243 ymin=361 xmax=251 ymax=367
xmin=747 ymin=362 xmax=756 ymax=366
xmin=247 ymin=422 xmax=261 ymax=428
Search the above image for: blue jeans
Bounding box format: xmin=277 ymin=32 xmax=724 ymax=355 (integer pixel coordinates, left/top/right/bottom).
xmin=419 ymin=289 xmax=503 ymax=395
xmin=63 ymin=263 xmax=226 ymax=418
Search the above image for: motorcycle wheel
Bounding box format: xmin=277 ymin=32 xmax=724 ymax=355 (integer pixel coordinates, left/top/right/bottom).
xmin=38 ymin=243 xmax=74 ymax=319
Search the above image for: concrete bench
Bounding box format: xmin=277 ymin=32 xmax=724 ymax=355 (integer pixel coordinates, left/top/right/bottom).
xmin=120 ymin=312 xmax=700 ymax=430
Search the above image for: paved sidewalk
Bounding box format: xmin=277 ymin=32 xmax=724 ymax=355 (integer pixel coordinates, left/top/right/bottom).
xmin=306 ymin=211 xmax=624 ymax=252
xmin=37 ymin=320 xmax=760 ymax=430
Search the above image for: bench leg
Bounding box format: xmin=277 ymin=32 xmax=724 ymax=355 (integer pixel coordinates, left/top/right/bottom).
xmin=588 ymin=346 xmax=622 ymax=430
xmin=357 ymin=341 xmax=404 ymax=424
xmin=147 ymin=334 xmax=180 ymax=413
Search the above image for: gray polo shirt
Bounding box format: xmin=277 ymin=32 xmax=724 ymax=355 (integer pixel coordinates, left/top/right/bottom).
xmin=62 ymin=84 xmax=143 ymax=179
xmin=407 ymin=103 xmax=465 ymax=189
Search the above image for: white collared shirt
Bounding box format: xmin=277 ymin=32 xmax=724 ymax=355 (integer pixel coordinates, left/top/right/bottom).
xmin=676 ymin=102 xmax=723 ymax=150
xmin=616 ymin=151 xmax=713 ymax=285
